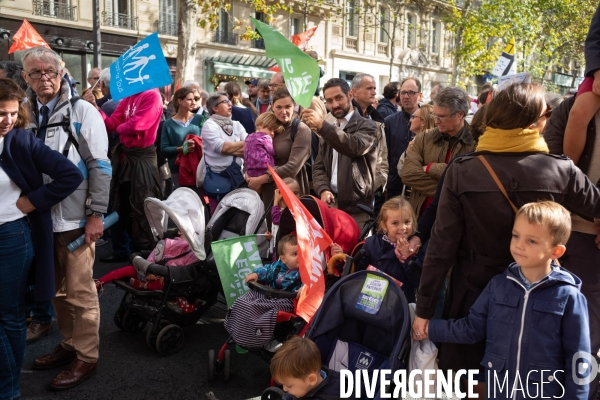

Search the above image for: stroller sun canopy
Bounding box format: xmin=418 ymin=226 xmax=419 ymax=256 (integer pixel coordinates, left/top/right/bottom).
xmin=144 ymin=188 xmax=206 ymax=261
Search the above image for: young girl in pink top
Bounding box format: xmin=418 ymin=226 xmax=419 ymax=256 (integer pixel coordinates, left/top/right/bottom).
xmin=244 ymin=113 xmax=283 ymax=187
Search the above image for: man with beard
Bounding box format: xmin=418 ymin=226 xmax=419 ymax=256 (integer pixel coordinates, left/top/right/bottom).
xmin=301 ymin=78 xmax=378 ymax=227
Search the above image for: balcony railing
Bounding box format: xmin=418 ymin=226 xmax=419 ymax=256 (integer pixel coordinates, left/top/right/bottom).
xmin=212 ymin=31 xmax=238 ymax=46
xmin=157 ymin=20 xmax=178 ymax=37
xmin=377 ymin=44 xmax=388 ymax=55
xmin=32 ymin=0 xmax=77 ymax=21
xmin=251 ymin=38 xmax=265 ymax=49
xmin=346 ymin=37 xmax=357 ymax=50
xmin=102 ymin=11 xmax=138 ymax=30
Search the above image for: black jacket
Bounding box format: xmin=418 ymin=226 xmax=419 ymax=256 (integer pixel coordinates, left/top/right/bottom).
xmin=585 ymin=3 xmax=600 ymax=76
xmin=287 ymin=367 xmax=342 ymax=400
xmin=352 ymin=99 xmax=385 ymax=124
xmin=544 ymin=95 xmax=597 ymax=175
xmin=383 ymin=109 xmax=413 ymax=194
xmin=232 ymin=105 xmax=256 ymax=134
xmin=376 ymin=98 xmax=398 ymax=120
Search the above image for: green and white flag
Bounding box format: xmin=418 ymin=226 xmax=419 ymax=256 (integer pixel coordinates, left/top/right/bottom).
xmin=212 ymin=235 xmax=263 ymax=308
xmin=252 ymin=18 xmax=320 ymax=108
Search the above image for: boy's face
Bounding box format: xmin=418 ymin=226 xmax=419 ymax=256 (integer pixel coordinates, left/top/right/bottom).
xmin=278 ymin=373 xmax=318 ymax=398
xmin=510 ymin=215 xmax=565 ymax=271
xmin=280 ymin=243 xmax=299 ymax=270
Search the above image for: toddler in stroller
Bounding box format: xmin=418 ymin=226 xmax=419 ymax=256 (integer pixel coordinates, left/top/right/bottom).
xmin=224 ymin=234 xmax=301 ymax=350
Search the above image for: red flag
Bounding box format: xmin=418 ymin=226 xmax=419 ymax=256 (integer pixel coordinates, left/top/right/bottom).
xmin=175 ymin=79 xmax=181 ymax=91
xmin=291 ymin=26 xmax=318 ymax=51
xmin=8 ymin=19 xmax=50 ymax=54
xmin=268 ymin=166 xmax=332 ymax=322
xmin=268 ymin=65 xmax=281 ymax=72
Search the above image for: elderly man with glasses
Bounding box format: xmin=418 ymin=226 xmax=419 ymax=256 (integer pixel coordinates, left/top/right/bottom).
xmin=401 ymin=86 xmax=475 ymax=217
xmin=21 ymin=46 xmax=111 ymax=390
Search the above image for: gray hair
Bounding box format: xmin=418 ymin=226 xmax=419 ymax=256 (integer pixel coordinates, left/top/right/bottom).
xmin=99 ymin=68 xmax=110 ymax=86
xmin=206 ymin=91 xmax=228 ymax=115
xmin=183 ymin=80 xmax=200 ymax=89
xmin=88 ymin=67 xmax=101 ymax=78
xmin=434 ymin=87 xmax=470 ymax=116
xmin=21 ymin=47 xmax=62 ymax=72
xmin=351 ymin=73 xmax=375 ymax=90
xmin=199 ymin=90 xmax=209 ymax=101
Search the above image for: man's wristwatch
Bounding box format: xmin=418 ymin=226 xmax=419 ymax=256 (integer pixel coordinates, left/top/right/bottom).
xmin=90 ymin=211 xmax=102 ymax=218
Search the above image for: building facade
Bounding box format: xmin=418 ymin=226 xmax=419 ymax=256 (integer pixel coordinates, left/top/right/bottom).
xmin=0 ymin=0 xmax=464 ymax=98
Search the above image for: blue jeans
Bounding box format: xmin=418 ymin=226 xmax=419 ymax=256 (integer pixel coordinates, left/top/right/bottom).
xmin=24 ymin=288 xmax=53 ymax=324
xmin=0 ymin=218 xmax=34 ymax=400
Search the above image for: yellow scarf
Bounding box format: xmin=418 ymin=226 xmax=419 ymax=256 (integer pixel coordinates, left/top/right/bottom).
xmin=476 ymin=127 xmax=549 ymax=153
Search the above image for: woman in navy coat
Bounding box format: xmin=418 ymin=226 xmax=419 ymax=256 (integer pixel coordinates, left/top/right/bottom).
xmin=0 ymin=78 xmax=83 ymax=399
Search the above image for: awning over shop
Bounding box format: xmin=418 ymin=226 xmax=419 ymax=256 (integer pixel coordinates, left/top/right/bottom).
xmin=205 ymin=54 xmax=277 ymax=79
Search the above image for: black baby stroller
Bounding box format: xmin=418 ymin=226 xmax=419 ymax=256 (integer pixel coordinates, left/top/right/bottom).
xmin=262 ymin=269 xmax=411 ymax=399
xmin=112 ymin=188 xmax=221 ymax=356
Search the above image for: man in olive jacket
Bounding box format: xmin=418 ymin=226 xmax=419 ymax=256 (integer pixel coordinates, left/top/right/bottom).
xmin=301 ymin=78 xmax=378 ymax=228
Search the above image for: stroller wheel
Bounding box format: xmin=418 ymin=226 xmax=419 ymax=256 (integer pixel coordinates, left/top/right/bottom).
xmin=261 ymin=387 xmax=286 ymax=400
xmin=223 ymin=349 xmax=231 ymax=381
xmin=146 ymin=319 xmax=170 ymax=350
xmin=113 ymin=306 xmax=126 ymax=330
xmin=207 ymin=349 xmax=216 ymax=381
xmin=156 ymin=324 xmax=184 ymax=356
xmin=121 ymin=309 xmax=148 ymax=332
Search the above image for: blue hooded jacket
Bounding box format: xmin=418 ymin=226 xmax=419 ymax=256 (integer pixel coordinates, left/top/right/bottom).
xmin=429 ymin=263 xmax=590 ymax=400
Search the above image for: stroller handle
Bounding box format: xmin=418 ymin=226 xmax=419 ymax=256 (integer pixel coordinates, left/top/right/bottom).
xmin=247 ymin=281 xmax=297 ymax=299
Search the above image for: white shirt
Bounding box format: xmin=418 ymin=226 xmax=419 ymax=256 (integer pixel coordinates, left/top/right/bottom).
xmin=201 ymin=118 xmax=248 ymax=173
xmin=331 ymin=110 xmax=354 ymax=193
xmin=0 ymin=136 xmax=26 ymax=225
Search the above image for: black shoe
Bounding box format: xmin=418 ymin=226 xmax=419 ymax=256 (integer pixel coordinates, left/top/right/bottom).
xmin=100 ymin=253 xmax=130 ymax=263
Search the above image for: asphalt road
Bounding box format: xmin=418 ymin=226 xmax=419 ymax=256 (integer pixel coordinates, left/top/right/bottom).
xmin=21 ymin=242 xmax=271 ymax=400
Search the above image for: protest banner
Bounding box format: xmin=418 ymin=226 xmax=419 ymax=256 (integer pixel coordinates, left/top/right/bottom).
xmin=9 ymin=19 xmax=49 ymax=54
xmin=252 ymin=18 xmax=320 ymax=108
xmin=268 ymin=166 xmax=331 ymax=322
xmin=292 ymin=26 xmax=318 ymax=50
xmin=109 ymin=32 xmax=172 ymax=101
xmin=212 ymin=235 xmax=263 ymax=308
xmin=492 ymin=37 xmax=517 ymax=77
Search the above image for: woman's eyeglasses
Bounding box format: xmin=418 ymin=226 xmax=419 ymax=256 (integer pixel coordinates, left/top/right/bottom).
xmin=217 ymin=99 xmax=232 ymax=106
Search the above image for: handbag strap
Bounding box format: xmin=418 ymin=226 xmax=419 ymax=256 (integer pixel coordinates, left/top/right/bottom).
xmin=477 ymin=155 xmax=518 ymax=214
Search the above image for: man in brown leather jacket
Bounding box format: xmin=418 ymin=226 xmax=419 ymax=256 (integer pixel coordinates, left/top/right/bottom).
xmin=301 ymin=78 xmax=378 ymax=228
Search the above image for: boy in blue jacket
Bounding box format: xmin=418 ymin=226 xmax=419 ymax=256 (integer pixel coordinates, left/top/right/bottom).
xmin=421 ymin=201 xmax=591 ymax=400
xmin=245 ymin=233 xmax=301 ymax=292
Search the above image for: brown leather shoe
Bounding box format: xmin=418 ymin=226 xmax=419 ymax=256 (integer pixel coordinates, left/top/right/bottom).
xmin=26 ymin=322 xmax=53 ymax=344
xmin=50 ymin=359 xmax=97 ymax=390
xmin=32 ymin=345 xmax=77 ymax=370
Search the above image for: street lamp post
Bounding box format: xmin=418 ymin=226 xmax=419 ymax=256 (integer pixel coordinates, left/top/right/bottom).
xmin=93 ymin=0 xmax=102 ymax=68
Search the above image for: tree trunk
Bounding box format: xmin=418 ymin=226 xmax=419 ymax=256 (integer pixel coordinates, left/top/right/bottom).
xmin=176 ymin=0 xmax=197 ymax=86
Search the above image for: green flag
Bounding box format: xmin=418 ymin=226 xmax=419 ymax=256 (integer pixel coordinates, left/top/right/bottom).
xmin=212 ymin=235 xmax=263 ymax=308
xmin=252 ymin=18 xmax=320 ymax=108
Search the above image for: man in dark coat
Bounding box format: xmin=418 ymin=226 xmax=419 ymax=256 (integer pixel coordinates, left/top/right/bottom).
xmin=377 ymin=81 xmax=400 ymax=120
xmin=383 ymin=77 xmax=422 ymax=198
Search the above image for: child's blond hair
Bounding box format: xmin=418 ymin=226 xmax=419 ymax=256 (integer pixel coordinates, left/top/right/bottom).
xmin=377 ymin=196 xmax=417 ymax=234
xmin=256 ymin=112 xmax=284 ymax=135
xmin=278 ymin=177 xmax=301 ymax=209
xmin=516 ymin=201 xmax=571 ymax=246
xmin=270 ymin=336 xmax=321 ymax=382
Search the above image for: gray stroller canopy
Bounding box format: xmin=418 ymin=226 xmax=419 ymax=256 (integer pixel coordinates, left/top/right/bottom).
xmin=144 ymin=188 xmax=206 ymax=261
xmin=207 ymin=188 xmax=266 ymax=239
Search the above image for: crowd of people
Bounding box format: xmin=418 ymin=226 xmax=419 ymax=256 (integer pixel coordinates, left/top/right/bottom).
xmin=0 ymin=5 xmax=599 ymax=399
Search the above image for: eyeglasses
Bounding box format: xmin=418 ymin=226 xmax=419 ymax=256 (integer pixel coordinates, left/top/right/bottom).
xmin=432 ymin=113 xmax=456 ymax=122
xmin=217 ymin=99 xmax=232 ymax=106
xmin=26 ymin=71 xmax=60 ymax=80
xmin=400 ymin=90 xmax=419 ymax=97
xmin=90 ymin=77 xmax=100 ymax=81
xmin=410 ymin=114 xmax=424 ymax=121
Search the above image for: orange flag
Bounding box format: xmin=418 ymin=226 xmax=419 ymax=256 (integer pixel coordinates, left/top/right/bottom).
xmin=8 ymin=19 xmax=50 ymax=54
xmin=291 ymin=26 xmax=318 ymax=51
xmin=268 ymin=165 xmax=331 ymax=322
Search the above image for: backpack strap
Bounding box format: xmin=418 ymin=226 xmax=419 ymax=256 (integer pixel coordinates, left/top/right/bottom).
xmin=290 ymin=118 xmax=301 ymax=142
xmin=477 ymin=155 xmax=518 ymax=214
xmin=60 ymin=97 xmax=82 ymax=157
